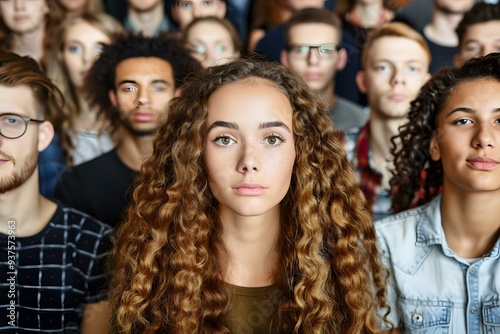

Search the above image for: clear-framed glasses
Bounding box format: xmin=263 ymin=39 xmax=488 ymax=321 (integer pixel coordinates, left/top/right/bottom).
xmin=0 ymin=113 xmax=44 ymax=139
xmin=287 ymin=43 xmax=341 ymax=60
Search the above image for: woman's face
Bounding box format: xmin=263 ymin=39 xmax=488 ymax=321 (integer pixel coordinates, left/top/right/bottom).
xmin=186 ymin=21 xmax=238 ymax=68
xmin=0 ymin=0 xmax=48 ymax=34
xmin=430 ymin=78 xmax=500 ymax=194
xmin=62 ymin=21 xmax=111 ymax=89
xmin=203 ymin=78 xmax=296 ymax=219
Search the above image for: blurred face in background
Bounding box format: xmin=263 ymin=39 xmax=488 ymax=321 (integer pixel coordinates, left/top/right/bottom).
xmin=172 ymin=0 xmax=226 ymax=31
xmin=185 ymin=20 xmax=239 ymax=68
xmin=0 ymin=0 xmax=49 ymax=34
xmin=62 ymin=21 xmax=111 ymax=89
xmin=454 ymin=21 xmax=500 ymax=68
xmin=357 ymin=36 xmax=430 ymax=120
xmin=281 ymin=22 xmax=346 ymax=93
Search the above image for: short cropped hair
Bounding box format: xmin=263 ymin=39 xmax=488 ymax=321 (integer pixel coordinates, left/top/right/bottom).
xmin=360 ymin=22 xmax=431 ymax=70
xmin=456 ymin=2 xmax=500 ymax=48
xmin=284 ymin=8 xmax=342 ymax=45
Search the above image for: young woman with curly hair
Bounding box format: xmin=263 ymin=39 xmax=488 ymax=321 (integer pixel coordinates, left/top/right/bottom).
xmin=109 ymin=57 xmax=393 ymax=333
xmin=380 ymin=53 xmax=500 ymax=332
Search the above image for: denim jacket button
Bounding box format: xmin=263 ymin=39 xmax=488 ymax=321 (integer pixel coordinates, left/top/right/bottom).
xmin=471 ymin=306 xmax=477 ymax=314
xmin=412 ymin=311 xmax=424 ymax=324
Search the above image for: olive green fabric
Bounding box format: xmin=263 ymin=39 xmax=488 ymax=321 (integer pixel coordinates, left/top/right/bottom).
xmin=223 ymin=284 xmax=283 ymax=334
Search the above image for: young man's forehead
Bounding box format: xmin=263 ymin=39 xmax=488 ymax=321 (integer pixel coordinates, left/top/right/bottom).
xmin=367 ymin=37 xmax=430 ymax=65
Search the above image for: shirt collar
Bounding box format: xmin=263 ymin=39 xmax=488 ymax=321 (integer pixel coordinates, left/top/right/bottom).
xmin=416 ymin=194 xmax=500 ymax=258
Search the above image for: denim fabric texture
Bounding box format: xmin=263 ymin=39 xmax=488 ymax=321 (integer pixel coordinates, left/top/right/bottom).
xmin=376 ymin=195 xmax=500 ymax=333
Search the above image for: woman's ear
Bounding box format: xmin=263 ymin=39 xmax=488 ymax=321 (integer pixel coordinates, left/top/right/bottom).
xmin=429 ymin=132 xmax=441 ymax=161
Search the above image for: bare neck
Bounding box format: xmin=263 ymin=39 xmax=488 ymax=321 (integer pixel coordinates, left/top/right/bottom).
xmin=441 ymin=187 xmax=500 ymax=258
xmin=369 ymin=114 xmax=405 ymax=189
xmin=424 ymin=9 xmax=463 ymax=46
xmin=74 ymin=94 xmax=108 ymax=132
xmin=220 ymin=206 xmax=280 ymax=287
xmin=11 ymin=27 xmax=45 ymax=62
xmin=116 ymin=127 xmax=155 ymax=171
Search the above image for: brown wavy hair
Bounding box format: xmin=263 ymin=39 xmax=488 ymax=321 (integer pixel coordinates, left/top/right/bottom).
xmin=109 ymin=57 xmax=391 ymax=333
xmin=45 ymin=12 xmax=124 ymax=164
xmin=390 ymin=53 xmax=500 ymax=212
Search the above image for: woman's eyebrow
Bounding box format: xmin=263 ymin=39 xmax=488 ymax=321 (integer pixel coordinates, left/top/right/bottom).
xmin=207 ymin=120 xmax=239 ymax=132
xmin=259 ymin=121 xmax=291 ymax=133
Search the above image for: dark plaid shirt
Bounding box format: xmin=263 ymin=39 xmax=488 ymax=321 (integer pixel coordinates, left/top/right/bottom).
xmin=343 ymin=123 xmax=392 ymax=221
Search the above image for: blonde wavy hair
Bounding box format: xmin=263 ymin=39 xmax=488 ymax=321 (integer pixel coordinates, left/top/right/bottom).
xmin=109 ymin=57 xmax=391 ymax=333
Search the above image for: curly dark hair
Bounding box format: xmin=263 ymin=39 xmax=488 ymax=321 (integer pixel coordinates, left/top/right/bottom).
xmin=109 ymin=57 xmax=392 ymax=333
xmin=456 ymin=2 xmax=500 ymax=48
xmin=390 ymin=52 xmax=500 ymax=212
xmin=85 ymin=32 xmax=201 ymax=131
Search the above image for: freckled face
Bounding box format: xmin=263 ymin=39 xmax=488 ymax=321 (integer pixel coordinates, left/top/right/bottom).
xmin=203 ymin=78 xmax=296 ymax=219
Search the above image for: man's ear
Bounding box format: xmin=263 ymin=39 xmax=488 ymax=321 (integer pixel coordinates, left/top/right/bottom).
xmin=217 ymin=0 xmax=226 ymax=18
xmin=280 ymin=50 xmax=289 ymax=67
xmin=336 ymin=48 xmax=347 ymax=71
xmin=429 ymin=132 xmax=441 ymax=161
xmin=356 ymin=70 xmax=367 ymax=94
xmin=108 ymin=89 xmax=118 ymax=108
xmin=38 ymin=121 xmax=55 ymax=153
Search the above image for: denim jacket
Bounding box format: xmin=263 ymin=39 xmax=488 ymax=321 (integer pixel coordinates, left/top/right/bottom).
xmin=375 ymin=195 xmax=500 ymax=333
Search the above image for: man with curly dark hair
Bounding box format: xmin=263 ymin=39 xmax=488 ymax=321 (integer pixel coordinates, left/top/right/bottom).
xmin=54 ymin=33 xmax=201 ymax=228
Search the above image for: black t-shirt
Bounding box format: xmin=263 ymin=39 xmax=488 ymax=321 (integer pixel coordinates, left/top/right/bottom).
xmin=54 ymin=149 xmax=136 ymax=228
xmin=421 ymin=29 xmax=458 ymax=73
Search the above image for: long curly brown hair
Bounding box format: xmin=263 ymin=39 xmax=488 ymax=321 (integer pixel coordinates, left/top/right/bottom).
xmin=390 ymin=53 xmax=500 ymax=212
xmin=109 ymin=57 xmax=391 ymax=333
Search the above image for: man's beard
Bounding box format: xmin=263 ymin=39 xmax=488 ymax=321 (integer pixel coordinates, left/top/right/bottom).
xmin=119 ymin=115 xmax=158 ymax=137
xmin=0 ymin=150 xmax=38 ymax=194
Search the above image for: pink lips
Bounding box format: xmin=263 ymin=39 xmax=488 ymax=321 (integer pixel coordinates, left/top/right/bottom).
xmin=305 ymin=72 xmax=322 ymax=80
xmin=467 ymin=157 xmax=500 ymax=170
xmin=133 ymin=112 xmax=155 ymax=122
xmin=388 ymin=93 xmax=408 ymax=101
xmin=232 ymin=183 xmax=267 ymax=195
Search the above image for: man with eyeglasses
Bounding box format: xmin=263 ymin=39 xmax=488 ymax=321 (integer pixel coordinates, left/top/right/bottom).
xmin=343 ymin=22 xmax=431 ymax=221
xmin=0 ymin=52 xmax=111 ymax=332
xmin=281 ymin=8 xmax=368 ymax=132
